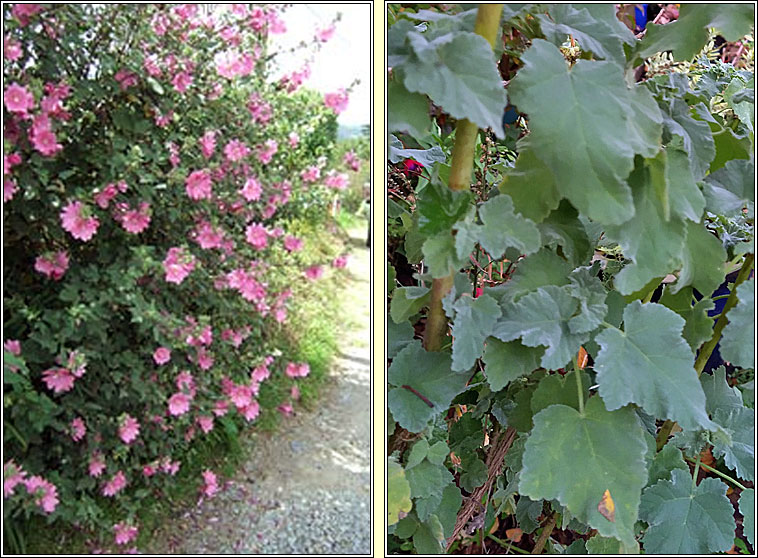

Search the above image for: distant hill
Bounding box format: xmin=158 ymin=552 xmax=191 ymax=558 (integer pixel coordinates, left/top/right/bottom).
xmin=337 ymin=123 xmax=370 ymax=140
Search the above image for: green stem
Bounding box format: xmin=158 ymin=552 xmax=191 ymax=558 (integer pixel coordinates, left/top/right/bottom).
xmin=685 ymin=456 xmax=748 ymax=490
xmin=421 ymin=3 xmax=504 ymax=351
xmin=691 ymin=453 xmax=702 ymax=492
xmin=574 ymin=357 xmax=585 ymax=415
xmin=487 ymin=534 xmax=530 ymax=554
xmin=531 ymin=511 xmax=558 ymax=554
xmin=657 ymin=253 xmax=754 ymax=451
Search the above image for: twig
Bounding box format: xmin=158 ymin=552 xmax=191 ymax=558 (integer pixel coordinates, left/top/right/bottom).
xmin=530 ymin=511 xmax=558 ymax=554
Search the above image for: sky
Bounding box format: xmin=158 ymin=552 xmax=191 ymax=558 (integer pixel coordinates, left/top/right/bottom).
xmin=267 ymin=3 xmax=372 ymax=127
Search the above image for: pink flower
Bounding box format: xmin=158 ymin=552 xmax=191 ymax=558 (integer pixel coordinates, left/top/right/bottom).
xmin=168 ymin=141 xmax=180 ymax=167
xmin=88 ymin=453 xmax=106 ymax=478
xmin=172 ymin=71 xmax=193 ymax=93
xmin=163 ymin=247 xmax=196 ymax=284
xmin=4 ymin=83 xmax=35 ymax=115
xmin=286 ymin=362 xmax=311 ymax=378
xmin=60 ymin=201 xmax=99 ymax=241
xmin=193 ymin=220 xmax=226 ymax=250
xmin=199 ymin=130 xmax=217 ymax=159
xmin=31 ymin=128 xmax=63 ymax=157
xmin=315 ymin=24 xmax=335 ymax=42
xmin=153 ymin=347 xmax=171 ymax=365
xmin=142 ymin=463 xmax=157 ymax=477
xmin=114 ymin=522 xmax=138 ymax=546
xmin=291 ymin=385 xmax=301 ymax=401
xmin=245 ymin=223 xmax=268 ymax=250
xmin=155 ymin=111 xmax=172 ymax=127
xmin=239 ymin=400 xmax=260 ymax=422
xmin=280 ymin=65 xmax=311 ymax=93
xmin=70 ymin=417 xmax=86 ymax=442
xmin=256 ymin=140 xmax=278 ymax=165
xmin=4 ymin=339 xmax=21 ymax=355
xmin=102 ymin=471 xmax=127 ymax=497
xmin=343 ymin=151 xmax=361 ymax=172
xmin=94 ymin=181 xmax=125 ymax=209
xmin=304 ymin=265 xmax=323 ymax=281
xmin=239 ymin=176 xmax=262 ymax=201
xmin=283 ymin=235 xmax=303 ymax=252
xmin=213 ymin=399 xmax=229 ymax=417
xmin=41 ymin=367 xmax=75 ymax=393
xmin=332 ymin=254 xmax=349 ymax=268
xmin=214 ymin=49 xmax=256 ymax=79
xmin=185 ymin=169 xmax=212 ymax=200
xmin=224 ymin=139 xmax=250 ymax=162
xmin=278 ymin=402 xmax=293 ymax=417
xmin=143 ymin=54 xmax=162 ymax=77
xmin=4 ymin=35 xmax=22 ymax=61
xmin=12 ymin=4 xmax=45 ymax=26
xmin=201 ymin=470 xmax=219 ymax=497
xmin=4 ymin=461 xmax=27 ymax=497
xmin=168 ymin=392 xmax=191 ymax=416
xmin=196 ymin=415 xmax=214 ymax=434
xmin=3 ymin=178 xmax=17 ymax=202
xmin=196 ymin=348 xmax=214 ymax=370
xmin=118 ymin=415 xmax=140 ymax=445
xmin=116 ymin=202 xmax=151 ymax=234
xmin=324 ymin=170 xmax=349 ymax=190
xmin=247 ymin=93 xmax=272 ymax=125
xmin=24 ymin=476 xmax=58 ymax=513
xmin=324 ymin=89 xmax=349 ymax=114
xmin=301 ymin=165 xmax=320 ymax=183
xmin=288 ymin=132 xmax=300 ymax=148
xmin=161 ymin=458 xmax=180 ymax=476
xmin=176 ymin=371 xmax=196 ymax=396
xmin=34 ymin=251 xmax=69 ymax=280
xmin=114 ymin=69 xmax=138 ymax=90
xmin=4 ymin=153 xmax=21 ymax=175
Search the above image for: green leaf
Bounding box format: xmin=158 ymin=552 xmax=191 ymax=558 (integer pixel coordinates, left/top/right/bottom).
xmin=470 ymin=194 xmax=541 ymax=260
xmin=388 ymin=318 xmax=416 ymax=359
xmin=647 ymin=443 xmax=688 ymax=487
xmin=460 ymin=454 xmax=488 ymax=492
xmin=415 ymin=491 xmax=443 ymax=523
xmin=703 ymin=159 xmax=755 ymax=216
xmin=406 ymin=459 xmax=454 ymax=500
xmin=658 ymin=286 xmax=715 ymax=353
xmin=451 ymin=294 xmax=502 ymax=372
xmin=402 ymin=31 xmax=507 ymax=137
xmin=494 ymin=285 xmax=589 ymax=370
xmin=740 ymin=489 xmax=754 ymax=548
xmin=482 ymin=338 xmax=543 ymax=392
xmin=636 ymin=4 xmax=755 ymax=64
xmin=388 ymin=78 xmax=431 ymax=139
xmin=595 ymin=301 xmax=714 ymax=431
xmin=711 ymin=406 xmax=754 ymax=481
xmin=655 ymin=97 xmax=715 ymax=181
xmin=417 ymin=182 xmax=473 ymax=236
xmin=389 ymin=140 xmax=446 ymax=166
xmin=508 ymin=39 xmax=661 ymax=225
xmin=673 ymin=220 xmax=727 ymax=296
xmin=519 ymin=397 xmax=648 ymax=547
xmin=585 ymin=535 xmax=639 ymax=554
xmin=516 ymin=496 xmax=543 ymax=534
xmin=413 ymin=515 xmax=445 ymax=554
xmin=388 ymin=341 xmax=470 ymax=433
xmin=394 ymin=513 xmax=420 ymax=539
xmin=390 ymin=286 xmax=431 ymax=324
xmin=500 ymin=143 xmax=562 ymax=223
xmin=538 ymin=4 xmax=634 ymax=67
xmin=406 ymin=439 xmax=430 ymax=469
xmin=500 ymin=248 xmax=573 ymax=303
xmin=426 ymin=441 xmax=450 ymax=466
xmin=538 ymin=201 xmax=594 ymax=268
xmin=604 ymin=161 xmax=685 ymax=295
xmin=438 ymin=484 xmax=462 ymax=539
xmin=701 ymin=366 xmax=744 ymax=416
xmin=664 ymin=140 xmax=706 ymax=222
xmin=566 ymin=265 xmax=608 ymax=334
xmin=423 ymin=230 xmax=469 ymax=278
xmin=530 ymin=371 xmax=591 ymax=415
xmin=639 ymin=469 xmax=735 ymax=554
xmin=388 ymin=459 xmax=413 ymax=525
xmin=720 ymin=278 xmax=755 ymax=369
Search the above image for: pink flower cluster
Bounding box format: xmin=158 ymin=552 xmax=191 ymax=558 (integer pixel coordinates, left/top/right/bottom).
xmin=245 ymin=223 xmax=269 ymax=250
xmin=288 ymin=132 xmax=300 ymax=148
xmin=201 ymin=470 xmax=220 ymax=498
xmin=279 ymin=64 xmax=311 ymax=93
xmin=153 ymin=346 xmax=171 ymax=365
xmin=70 ymin=417 xmax=87 ymax=442
xmin=118 ymin=414 xmax=140 ymax=445
xmin=11 ymin=4 xmax=45 ymax=27
xmin=315 ymin=25 xmax=336 ymax=43
xmin=94 ymin=180 xmax=128 ymax=209
xmin=343 ymin=150 xmax=361 ymax=172
xmin=247 ymin=93 xmax=273 ymax=125
xmin=225 ymin=267 xmax=267 ymax=305
xmin=4 ymin=34 xmax=22 ymax=61
xmin=324 ymin=170 xmax=349 ymax=190
xmin=172 ymin=70 xmax=193 ymax=93
xmin=324 ymin=89 xmax=349 ymax=114
xmin=185 ymin=169 xmax=213 ymax=200
xmin=257 ymin=139 xmax=278 ymax=165
xmin=113 ymin=202 xmax=151 ymax=234
xmin=214 ymin=49 xmax=257 ymax=79
xmin=301 ymin=165 xmax=320 ymax=183
xmin=102 ymin=470 xmax=127 ymax=497
xmin=283 ymin=235 xmax=303 ymax=252
xmin=304 ymin=265 xmax=323 ymax=281
xmin=60 ymin=200 xmax=100 ymax=241
xmin=224 ymin=139 xmax=250 ymax=162
xmin=115 ymin=69 xmax=138 ymax=90
xmin=113 ymin=522 xmax=139 ymax=546
xmin=168 ymin=391 xmax=192 ymax=416
xmin=163 ymin=247 xmax=196 ymax=284
xmin=199 ymin=130 xmax=217 ymax=158
xmin=332 ymin=254 xmax=349 ymax=269
xmin=4 ymin=461 xmax=58 ymax=514
xmin=4 ymin=83 xmax=35 ymax=116
xmin=35 ymin=251 xmax=69 ymax=280
xmin=239 ymin=175 xmax=262 ymax=202
xmin=193 ymin=220 xmax=228 ymax=250
xmin=41 ymin=350 xmax=87 ymax=394
xmin=285 ymin=362 xmax=311 ymax=379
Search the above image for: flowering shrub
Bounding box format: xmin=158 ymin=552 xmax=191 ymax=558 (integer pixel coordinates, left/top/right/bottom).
xmin=3 ymin=3 xmax=358 ymax=549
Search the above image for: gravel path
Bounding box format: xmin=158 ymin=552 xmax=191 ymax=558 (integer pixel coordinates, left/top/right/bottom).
xmin=144 ymin=227 xmax=371 ymax=554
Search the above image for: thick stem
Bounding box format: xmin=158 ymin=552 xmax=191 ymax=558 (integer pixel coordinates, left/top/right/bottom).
xmin=656 ymin=254 xmax=754 ymax=451
xmin=531 ymin=511 xmax=558 ymax=554
xmin=422 ymin=3 xmax=504 ymax=351
xmin=574 ymin=358 xmax=585 ymax=416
